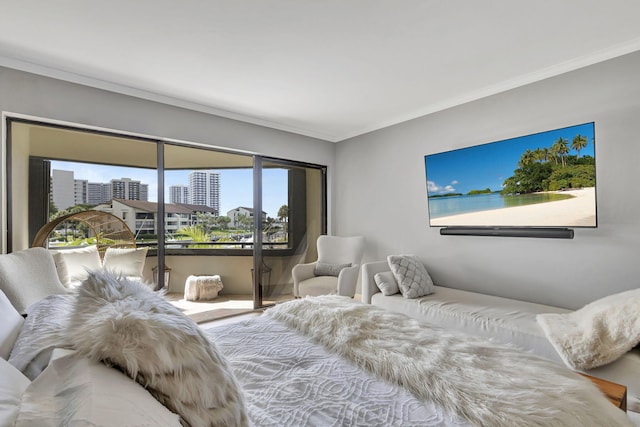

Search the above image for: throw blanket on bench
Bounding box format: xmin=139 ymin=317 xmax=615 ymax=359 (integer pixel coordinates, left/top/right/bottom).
xmin=266 ymin=296 xmax=631 ymax=427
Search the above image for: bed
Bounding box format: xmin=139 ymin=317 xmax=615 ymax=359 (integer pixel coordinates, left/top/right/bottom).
xmin=1 ymin=270 xmax=634 ymax=427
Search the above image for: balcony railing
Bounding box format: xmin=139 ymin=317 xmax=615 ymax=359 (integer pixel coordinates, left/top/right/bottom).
xmin=136 ymin=240 xmax=289 ymax=250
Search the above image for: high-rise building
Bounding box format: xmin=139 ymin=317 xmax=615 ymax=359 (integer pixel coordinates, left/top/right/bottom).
xmin=52 ymin=170 xmax=148 ymax=207
xmin=52 ymin=169 xmax=76 ymax=210
xmin=110 ymin=178 xmax=148 ymax=201
xmin=140 ymin=183 xmax=149 ymax=202
xmin=188 ymin=171 xmax=220 ymax=213
xmin=87 ymin=182 xmax=112 ymax=205
xmin=169 ymin=185 xmax=189 ymax=204
xmin=74 ymin=179 xmax=88 ymax=205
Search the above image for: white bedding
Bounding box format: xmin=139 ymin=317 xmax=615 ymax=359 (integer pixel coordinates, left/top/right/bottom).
xmin=208 ymin=314 xmax=470 ymax=426
xmin=6 ymin=294 xmax=635 ymax=427
xmin=265 ymin=296 xmax=633 ymax=427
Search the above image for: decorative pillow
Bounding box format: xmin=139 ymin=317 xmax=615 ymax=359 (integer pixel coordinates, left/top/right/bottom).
xmin=0 ymin=290 xmax=24 ymax=359
xmin=50 ymin=251 xmax=71 ymax=287
xmin=315 ymin=262 xmax=352 ymax=277
xmin=51 ymin=245 xmax=102 ymax=284
xmin=374 ymin=271 xmax=400 ymax=296
xmin=66 ymin=270 xmax=248 ymax=427
xmin=537 ymin=288 xmax=640 ymax=370
xmin=0 ymin=357 xmax=30 ymax=427
xmin=102 ymin=247 xmax=148 ymax=277
xmin=0 ymin=247 xmax=69 ymax=314
xmin=387 ymin=255 xmax=434 ymax=299
xmin=15 ymin=350 xmax=180 ymax=427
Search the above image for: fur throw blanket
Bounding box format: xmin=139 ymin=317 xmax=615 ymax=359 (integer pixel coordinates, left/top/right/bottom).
xmin=266 ymin=296 xmax=632 ymax=427
xmin=67 ymin=271 xmax=248 ymax=427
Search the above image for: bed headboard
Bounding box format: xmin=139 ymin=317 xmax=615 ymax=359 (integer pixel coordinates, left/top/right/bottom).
xmin=361 ymin=261 xmax=390 ymax=304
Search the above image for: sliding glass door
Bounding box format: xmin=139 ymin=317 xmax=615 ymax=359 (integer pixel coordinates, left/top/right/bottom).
xmin=255 ymin=157 xmax=326 ymax=307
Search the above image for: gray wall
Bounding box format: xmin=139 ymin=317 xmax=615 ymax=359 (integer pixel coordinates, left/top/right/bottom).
xmin=0 ymin=66 xmax=337 ymax=241
xmin=336 ymin=51 xmax=640 ymax=310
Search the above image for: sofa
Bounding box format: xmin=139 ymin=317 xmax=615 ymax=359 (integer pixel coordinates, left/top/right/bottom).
xmin=362 ymin=259 xmax=640 ymax=417
xmin=0 ymin=246 xmax=149 ymax=314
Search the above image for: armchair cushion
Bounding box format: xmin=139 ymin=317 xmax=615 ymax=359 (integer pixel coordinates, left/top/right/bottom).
xmin=314 ymin=262 xmax=351 ymax=277
xmin=297 ymin=276 xmax=338 ymax=297
xmin=0 ymin=247 xmax=68 ymax=314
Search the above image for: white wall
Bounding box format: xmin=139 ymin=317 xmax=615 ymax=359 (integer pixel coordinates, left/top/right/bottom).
xmin=336 ymin=51 xmax=640 ymax=310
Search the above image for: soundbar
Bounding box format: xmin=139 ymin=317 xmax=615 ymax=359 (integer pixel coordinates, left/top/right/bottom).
xmin=439 ymin=227 xmax=574 ymax=239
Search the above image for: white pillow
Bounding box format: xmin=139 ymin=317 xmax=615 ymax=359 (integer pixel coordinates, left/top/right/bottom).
xmin=50 ymin=251 xmax=71 ymax=287
xmin=387 ymin=255 xmax=434 ymax=299
xmin=102 ymin=247 xmax=148 ymax=277
xmin=66 ymin=270 xmax=248 ymax=426
xmin=537 ymin=288 xmax=640 ymax=370
xmin=374 ymin=271 xmax=400 ymax=296
xmin=0 ymin=357 xmax=30 ymax=427
xmin=0 ymin=247 xmax=68 ymax=314
xmin=0 ymin=290 xmax=24 ymax=359
xmin=314 ymin=262 xmax=351 ymax=277
xmin=14 ymin=351 xmax=181 ymax=427
xmin=52 ymin=245 xmax=102 ymax=284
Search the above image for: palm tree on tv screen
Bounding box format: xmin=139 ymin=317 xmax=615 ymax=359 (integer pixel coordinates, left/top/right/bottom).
xmin=571 ymin=134 xmax=588 ymax=158
xmin=552 ymin=137 xmax=570 ymax=167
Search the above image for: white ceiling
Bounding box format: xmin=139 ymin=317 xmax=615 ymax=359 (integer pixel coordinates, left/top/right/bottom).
xmin=2 ymin=1 xmax=640 ymax=142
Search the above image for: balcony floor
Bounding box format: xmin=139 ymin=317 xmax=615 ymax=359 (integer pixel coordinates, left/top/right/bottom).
xmin=166 ymin=292 xmax=292 ymax=324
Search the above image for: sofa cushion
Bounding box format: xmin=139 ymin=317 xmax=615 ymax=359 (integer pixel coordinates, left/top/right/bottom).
xmin=372 ymin=285 xmax=569 ymax=362
xmin=374 ymin=271 xmax=399 ymax=296
xmin=0 ymin=247 xmax=68 ymax=314
xmin=387 ymin=255 xmax=434 ymax=298
xmin=50 ymin=245 xmax=102 ymax=285
xmin=102 ymin=247 xmax=148 ymax=277
xmin=50 ymin=251 xmax=71 ymax=287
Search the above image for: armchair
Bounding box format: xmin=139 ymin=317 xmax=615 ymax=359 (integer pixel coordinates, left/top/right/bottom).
xmin=292 ymin=235 xmax=365 ymax=298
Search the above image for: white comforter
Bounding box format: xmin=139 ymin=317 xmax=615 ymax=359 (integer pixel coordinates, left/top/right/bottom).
xmin=208 ymin=313 xmax=469 ymax=426
xmin=8 ymin=295 xmax=633 ymax=427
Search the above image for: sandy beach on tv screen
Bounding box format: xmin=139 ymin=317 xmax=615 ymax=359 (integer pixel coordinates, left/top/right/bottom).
xmin=430 ymin=187 xmax=596 ymax=227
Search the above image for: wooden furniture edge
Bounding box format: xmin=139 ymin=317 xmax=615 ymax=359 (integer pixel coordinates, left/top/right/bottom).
xmin=580 ymin=373 xmax=627 ymax=412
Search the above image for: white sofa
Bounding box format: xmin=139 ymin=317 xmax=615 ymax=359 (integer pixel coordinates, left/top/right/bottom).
xmin=362 ymin=260 xmax=640 ymax=416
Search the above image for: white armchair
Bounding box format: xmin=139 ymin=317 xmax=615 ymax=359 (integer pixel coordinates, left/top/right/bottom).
xmin=292 ymin=235 xmax=365 ymax=298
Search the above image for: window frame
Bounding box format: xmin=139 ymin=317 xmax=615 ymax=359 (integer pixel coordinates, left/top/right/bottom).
xmin=7 ymin=117 xmax=327 ymax=259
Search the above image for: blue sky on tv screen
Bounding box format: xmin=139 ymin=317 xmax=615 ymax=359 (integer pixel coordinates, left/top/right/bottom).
xmin=425 ymin=122 xmax=595 ymax=196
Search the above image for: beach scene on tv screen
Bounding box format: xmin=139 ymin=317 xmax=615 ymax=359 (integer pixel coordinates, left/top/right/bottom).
xmin=425 ymin=122 xmax=597 ymax=227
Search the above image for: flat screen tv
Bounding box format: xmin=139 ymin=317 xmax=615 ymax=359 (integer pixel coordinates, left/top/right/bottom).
xmin=424 ymin=122 xmax=597 ymax=230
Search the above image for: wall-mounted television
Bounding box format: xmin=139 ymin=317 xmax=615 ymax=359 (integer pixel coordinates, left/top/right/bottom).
xmin=424 ymin=122 xmax=597 ymax=233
